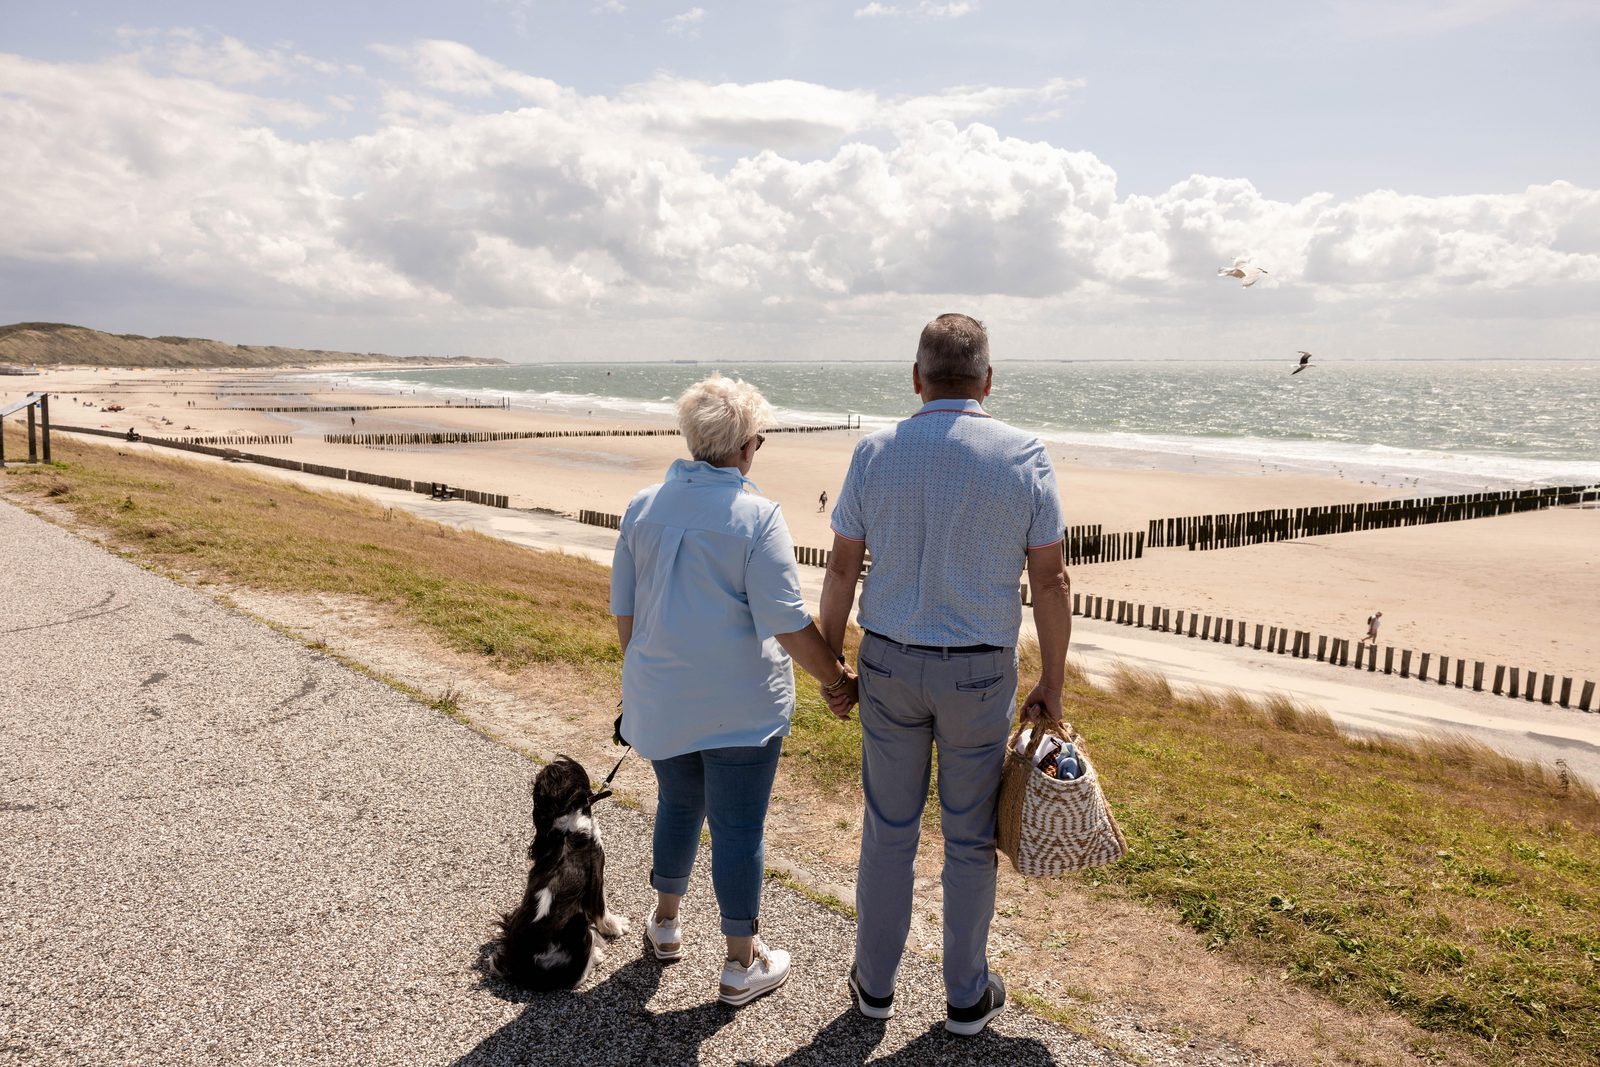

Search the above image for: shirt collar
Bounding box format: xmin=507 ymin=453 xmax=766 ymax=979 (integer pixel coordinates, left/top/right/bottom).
xmin=914 ymin=398 xmax=989 ymax=417
xmin=667 ymin=457 xmax=760 ymax=493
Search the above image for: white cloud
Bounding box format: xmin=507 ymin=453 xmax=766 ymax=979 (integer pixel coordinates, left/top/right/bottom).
xmin=855 ymin=2 xmax=976 ymax=19
xmin=665 ymin=8 xmax=706 ymax=38
xmin=0 ymin=37 xmax=1595 ymax=354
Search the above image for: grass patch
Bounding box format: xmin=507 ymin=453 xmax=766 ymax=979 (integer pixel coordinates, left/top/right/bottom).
xmin=7 ymin=431 xmax=1599 ymax=1065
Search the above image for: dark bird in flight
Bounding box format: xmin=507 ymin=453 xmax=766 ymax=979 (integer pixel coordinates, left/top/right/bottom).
xmin=1291 ymin=351 xmax=1314 ymax=375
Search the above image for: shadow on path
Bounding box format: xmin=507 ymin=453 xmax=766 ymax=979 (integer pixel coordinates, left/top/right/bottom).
xmin=452 ymin=951 xmax=733 ymax=1067
xmin=757 ymin=1008 xmax=1058 ymax=1067
xmin=453 ymin=944 xmax=1059 ymax=1067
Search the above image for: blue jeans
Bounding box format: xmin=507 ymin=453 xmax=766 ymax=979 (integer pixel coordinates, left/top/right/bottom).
xmin=649 ymin=740 xmax=783 ymax=938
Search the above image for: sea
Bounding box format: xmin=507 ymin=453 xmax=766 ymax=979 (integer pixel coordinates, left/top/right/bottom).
xmin=319 ymin=360 xmax=1600 ymax=494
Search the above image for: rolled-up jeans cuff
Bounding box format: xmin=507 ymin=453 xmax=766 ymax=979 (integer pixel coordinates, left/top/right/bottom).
xmin=650 ymin=869 xmax=691 ymax=896
xmin=720 ymin=915 xmax=760 ymax=938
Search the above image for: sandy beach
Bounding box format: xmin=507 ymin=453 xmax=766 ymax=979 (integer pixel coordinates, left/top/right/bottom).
xmin=9 ymin=365 xmax=1597 ymax=681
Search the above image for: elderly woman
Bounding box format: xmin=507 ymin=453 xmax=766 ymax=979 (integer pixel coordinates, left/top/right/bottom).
xmin=611 ymin=374 xmax=851 ymax=1006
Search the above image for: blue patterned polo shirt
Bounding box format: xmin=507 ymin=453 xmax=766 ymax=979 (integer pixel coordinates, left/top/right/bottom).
xmin=830 ymin=398 xmax=1065 ymax=647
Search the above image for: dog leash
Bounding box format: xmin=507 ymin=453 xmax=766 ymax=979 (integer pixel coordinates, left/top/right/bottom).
xmin=589 ymin=701 xmax=632 ymax=804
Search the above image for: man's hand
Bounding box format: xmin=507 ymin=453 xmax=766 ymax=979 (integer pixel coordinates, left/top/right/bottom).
xmin=1020 ymin=679 xmax=1063 ymax=728
xmin=824 ymin=669 xmax=859 ymax=721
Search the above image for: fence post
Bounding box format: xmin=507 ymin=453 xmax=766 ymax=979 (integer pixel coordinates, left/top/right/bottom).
xmin=1401 ymin=650 xmax=1412 ymax=678
xmin=1277 ymin=628 xmax=1288 ymax=654
xmin=1541 ymin=675 xmax=1555 ymax=705
xmin=1507 ymin=667 xmax=1519 ymax=697
xmin=1581 ymin=680 xmax=1595 ymax=713
xmin=1254 ymin=624 xmax=1264 ymax=650
xmin=1201 ymin=616 xmax=1212 ymax=640
xmin=1316 ymin=635 xmax=1328 ymax=662
xmin=1559 ymin=677 xmax=1573 ymax=708
xmin=1524 ymin=671 xmax=1537 ymax=702
xmin=1493 ymin=665 xmax=1505 ymax=695
xmin=1189 ymin=614 xmax=1199 ymax=638
xmin=1473 ymin=662 xmax=1485 ymax=691
xmin=1454 ymin=659 xmax=1464 ymax=689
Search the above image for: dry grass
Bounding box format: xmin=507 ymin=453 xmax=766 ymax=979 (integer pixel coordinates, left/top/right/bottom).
xmin=6 ymin=429 xmax=1599 ymax=1066
xmin=1083 ymin=662 xmax=1599 ymax=1065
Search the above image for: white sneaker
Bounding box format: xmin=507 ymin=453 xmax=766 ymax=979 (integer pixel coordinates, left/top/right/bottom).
xmin=645 ymin=908 xmax=682 ymax=961
xmin=718 ymin=938 xmax=790 ymax=1006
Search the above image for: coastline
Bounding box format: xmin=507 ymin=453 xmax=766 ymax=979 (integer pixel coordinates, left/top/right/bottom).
xmin=9 ymin=364 xmax=1597 ymax=680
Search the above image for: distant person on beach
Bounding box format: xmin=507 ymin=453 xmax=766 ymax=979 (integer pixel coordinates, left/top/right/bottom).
xmin=611 ymin=373 xmax=855 ymax=1007
xmin=818 ymin=490 xmax=828 ymax=512
xmin=819 ymin=313 xmax=1070 ymax=1036
xmin=1366 ymin=611 xmax=1383 ymax=642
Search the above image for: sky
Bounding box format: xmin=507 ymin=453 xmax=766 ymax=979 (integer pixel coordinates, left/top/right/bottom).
xmin=1 ymin=1 xmax=1597 ymax=362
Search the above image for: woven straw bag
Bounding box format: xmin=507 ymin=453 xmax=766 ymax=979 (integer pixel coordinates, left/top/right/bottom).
xmin=996 ymin=721 xmax=1127 ymax=876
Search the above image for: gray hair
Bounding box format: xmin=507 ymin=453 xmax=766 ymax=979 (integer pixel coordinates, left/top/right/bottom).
xmin=915 ymin=313 xmax=989 ymax=387
xmin=676 ymin=372 xmax=774 ymax=464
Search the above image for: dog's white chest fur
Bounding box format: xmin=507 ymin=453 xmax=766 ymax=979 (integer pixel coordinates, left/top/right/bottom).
xmin=553 ymin=811 xmax=596 ymax=839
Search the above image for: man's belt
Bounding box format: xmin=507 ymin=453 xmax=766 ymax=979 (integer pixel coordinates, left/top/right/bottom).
xmin=863 ymin=630 xmax=1005 ymax=655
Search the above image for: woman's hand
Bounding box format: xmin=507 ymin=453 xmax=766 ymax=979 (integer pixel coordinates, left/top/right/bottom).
xmin=824 ymin=667 xmax=858 ymax=721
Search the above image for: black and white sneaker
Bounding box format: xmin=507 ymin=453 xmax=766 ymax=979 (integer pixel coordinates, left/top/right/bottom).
xmin=848 ymin=964 xmax=894 ymax=1020
xmin=945 ymin=973 xmax=1006 ymax=1036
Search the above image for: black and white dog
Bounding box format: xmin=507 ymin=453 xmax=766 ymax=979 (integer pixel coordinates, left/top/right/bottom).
xmin=487 ymin=755 xmax=629 ymax=990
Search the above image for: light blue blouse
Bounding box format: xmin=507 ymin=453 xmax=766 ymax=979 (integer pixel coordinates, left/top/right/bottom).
xmin=610 ymin=459 xmax=814 ymax=760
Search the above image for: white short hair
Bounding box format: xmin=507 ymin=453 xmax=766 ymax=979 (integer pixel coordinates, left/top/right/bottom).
xmin=677 ymin=373 xmax=774 ymax=463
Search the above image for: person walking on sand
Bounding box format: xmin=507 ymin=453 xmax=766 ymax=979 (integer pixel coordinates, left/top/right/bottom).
xmin=612 ymin=373 xmax=856 ymax=1007
xmin=1366 ymin=611 xmax=1383 ymax=643
xmin=819 ymin=313 xmax=1072 ymax=1036
xmin=818 ymin=490 xmax=828 ymax=513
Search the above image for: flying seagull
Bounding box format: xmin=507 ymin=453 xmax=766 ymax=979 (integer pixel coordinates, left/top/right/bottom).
xmin=1217 ymin=257 xmax=1269 ymax=287
xmin=1291 ymin=351 xmax=1314 ymax=375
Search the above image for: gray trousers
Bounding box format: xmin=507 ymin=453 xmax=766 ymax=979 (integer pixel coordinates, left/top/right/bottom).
xmin=852 ymin=632 xmax=1017 ymax=1009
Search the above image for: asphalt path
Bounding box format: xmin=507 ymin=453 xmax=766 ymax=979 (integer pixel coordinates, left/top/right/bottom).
xmin=1 ymin=498 xmax=1145 ymax=1066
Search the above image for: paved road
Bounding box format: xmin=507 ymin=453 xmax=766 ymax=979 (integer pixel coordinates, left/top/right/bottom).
xmin=1 ymin=498 xmax=1147 ymax=1066
xmin=108 ymin=435 xmax=1594 ymax=784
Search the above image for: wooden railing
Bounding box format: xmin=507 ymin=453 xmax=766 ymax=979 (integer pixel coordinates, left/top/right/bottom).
xmin=0 ymin=392 xmax=51 ymax=467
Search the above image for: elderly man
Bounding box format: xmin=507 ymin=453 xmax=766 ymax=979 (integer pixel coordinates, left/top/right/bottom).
xmin=819 ymin=313 xmax=1071 ymax=1036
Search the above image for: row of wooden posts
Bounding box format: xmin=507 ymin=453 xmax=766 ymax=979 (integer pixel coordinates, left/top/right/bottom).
xmin=323 ymin=423 xmax=860 ymax=447
xmin=56 ymin=425 xmax=1590 ymax=715
xmin=576 ymin=501 xmax=1595 ymax=714
xmin=1064 ymin=525 xmax=1144 ymax=566
xmin=190 ymin=402 xmax=507 ymax=413
xmin=578 ymin=510 xmax=1139 ymax=571
xmin=171 ymin=434 xmax=294 ymax=446
xmin=1019 ymin=585 xmax=1597 ymax=713
xmin=57 ymin=425 xmax=510 ymax=509
xmin=1147 ymin=484 xmax=1597 ymax=551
